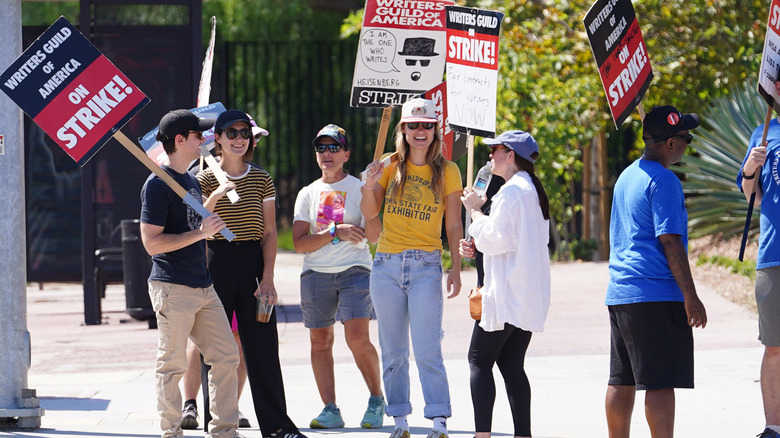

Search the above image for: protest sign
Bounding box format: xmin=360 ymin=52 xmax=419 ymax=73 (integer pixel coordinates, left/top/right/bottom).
xmin=444 ymin=6 xmax=503 ymax=138
xmin=758 ymin=0 xmax=780 ymax=111
xmin=423 ymin=81 xmax=466 ymax=160
xmin=350 ymin=0 xmax=452 ymax=108
xmin=0 ymin=16 xmax=149 ymax=166
xmin=138 ymin=102 xmax=226 ymax=165
xmin=584 ymin=0 xmax=653 ymax=128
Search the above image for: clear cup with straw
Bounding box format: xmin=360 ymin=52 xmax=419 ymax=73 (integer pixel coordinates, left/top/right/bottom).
xmin=255 ymin=277 xmax=273 ymax=323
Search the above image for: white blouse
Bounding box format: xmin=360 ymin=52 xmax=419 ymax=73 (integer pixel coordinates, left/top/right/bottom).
xmin=469 ymin=171 xmax=551 ymax=333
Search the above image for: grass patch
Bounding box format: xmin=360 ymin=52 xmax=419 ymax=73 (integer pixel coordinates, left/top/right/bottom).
xmin=696 ymin=254 xmax=756 ymax=280
xmin=277 ymin=228 xmax=295 ymax=252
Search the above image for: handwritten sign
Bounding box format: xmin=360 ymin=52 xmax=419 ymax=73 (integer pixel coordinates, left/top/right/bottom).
xmin=350 ymin=0 xmax=453 ymax=108
xmin=0 ymin=16 xmax=149 ymax=166
xmin=584 ymin=0 xmax=653 ymax=127
xmin=444 ymin=6 xmax=503 ymax=138
xmin=759 ymin=0 xmax=780 ymax=111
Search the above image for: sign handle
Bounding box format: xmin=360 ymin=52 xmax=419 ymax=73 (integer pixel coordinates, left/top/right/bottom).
xmin=373 ymin=107 xmax=393 ymax=161
xmin=637 ymin=102 xmax=646 ymax=121
xmin=113 ymin=131 xmax=235 ymax=241
xmin=739 ymin=105 xmax=773 ymax=261
xmin=464 ymin=134 xmax=475 ymax=261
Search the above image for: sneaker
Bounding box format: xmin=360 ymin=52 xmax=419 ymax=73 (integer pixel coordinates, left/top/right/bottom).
xmin=181 ymin=401 xmax=198 ymax=430
xmin=426 ymin=431 xmax=449 ymax=438
xmin=361 ymin=395 xmax=385 ymax=428
xmin=267 ymin=429 xmax=308 ymax=438
xmin=310 ymin=402 xmax=345 ymax=429
xmin=758 ymin=429 xmax=780 ymax=438
xmin=238 ymin=411 xmax=250 ymax=428
xmin=389 ymin=428 xmax=410 ymax=438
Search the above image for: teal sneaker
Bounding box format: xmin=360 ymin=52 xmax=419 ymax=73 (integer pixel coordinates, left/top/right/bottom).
xmin=360 ymin=395 xmax=385 ymax=428
xmin=310 ymin=402 xmax=344 ymax=429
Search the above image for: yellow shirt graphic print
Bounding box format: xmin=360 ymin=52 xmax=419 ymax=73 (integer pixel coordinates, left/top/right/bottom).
xmin=377 ymin=160 xmax=462 ymax=254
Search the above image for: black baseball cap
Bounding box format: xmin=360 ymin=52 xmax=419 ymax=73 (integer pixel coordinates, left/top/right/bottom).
xmin=642 ymin=105 xmax=700 ymax=143
xmin=156 ymin=109 xmax=215 ymax=142
xmin=215 ymin=109 xmax=252 ymax=131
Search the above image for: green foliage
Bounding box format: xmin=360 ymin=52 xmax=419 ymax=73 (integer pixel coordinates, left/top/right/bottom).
xmin=203 ymin=0 xmax=345 ymax=43
xmin=22 ymin=2 xmax=78 ymax=26
xmin=277 ymin=228 xmax=295 ymax=252
xmin=674 ymin=80 xmax=764 ymax=239
xmin=696 ymin=254 xmax=756 ymax=279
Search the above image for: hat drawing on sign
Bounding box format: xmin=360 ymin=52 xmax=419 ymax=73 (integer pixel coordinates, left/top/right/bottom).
xmin=398 ymin=37 xmax=438 ymax=57
xmin=642 ymin=105 xmax=700 ymax=144
xmin=483 ymin=130 xmax=540 ymax=163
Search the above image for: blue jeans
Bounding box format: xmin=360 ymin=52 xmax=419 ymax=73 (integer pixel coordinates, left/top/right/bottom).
xmin=370 ymin=250 xmax=451 ymax=419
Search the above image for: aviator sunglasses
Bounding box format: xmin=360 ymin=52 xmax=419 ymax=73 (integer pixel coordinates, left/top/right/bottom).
xmin=406 ymin=122 xmax=435 ymax=130
xmin=315 ymin=143 xmax=344 ymax=153
xmin=222 ymin=128 xmax=252 ymax=140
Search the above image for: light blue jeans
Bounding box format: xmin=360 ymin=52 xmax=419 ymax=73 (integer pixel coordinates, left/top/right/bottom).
xmin=370 ymin=249 xmax=451 ymax=419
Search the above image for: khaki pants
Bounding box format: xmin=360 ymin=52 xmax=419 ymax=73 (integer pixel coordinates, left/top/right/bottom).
xmin=149 ymin=281 xmax=239 ymax=438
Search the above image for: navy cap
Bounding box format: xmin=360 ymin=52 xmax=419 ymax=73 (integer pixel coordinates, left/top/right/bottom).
xmin=642 ymin=105 xmax=700 ymax=143
xmin=215 ymin=109 xmax=252 ymax=131
xmin=483 ymin=130 xmax=540 ymax=163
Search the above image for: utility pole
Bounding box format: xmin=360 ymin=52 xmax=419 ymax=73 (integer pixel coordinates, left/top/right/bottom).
xmin=0 ymin=0 xmax=44 ymax=429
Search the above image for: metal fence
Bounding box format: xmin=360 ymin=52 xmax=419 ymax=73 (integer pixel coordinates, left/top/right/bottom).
xmin=212 ymin=38 xmax=399 ymax=227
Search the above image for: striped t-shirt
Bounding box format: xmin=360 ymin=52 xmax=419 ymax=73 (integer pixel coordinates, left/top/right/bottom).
xmin=196 ymin=163 xmax=276 ymax=242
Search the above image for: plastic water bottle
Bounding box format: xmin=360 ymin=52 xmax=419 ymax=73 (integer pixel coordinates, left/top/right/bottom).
xmin=473 ymin=161 xmax=493 ymax=196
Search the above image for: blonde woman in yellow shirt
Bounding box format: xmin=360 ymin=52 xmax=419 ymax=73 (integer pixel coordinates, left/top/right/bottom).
xmin=361 ymin=98 xmax=463 ymax=438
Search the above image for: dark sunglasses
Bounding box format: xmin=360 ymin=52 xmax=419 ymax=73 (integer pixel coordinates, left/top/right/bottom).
xmin=223 ymin=128 xmax=252 ymax=140
xmin=490 ymin=144 xmax=510 ymax=154
xmin=405 ymin=59 xmax=431 ymax=67
xmin=186 ymin=131 xmax=203 ymax=139
xmin=670 ymin=133 xmax=694 ymax=144
xmin=315 ymin=143 xmax=344 ymax=153
xmin=406 ymin=122 xmax=435 ymax=130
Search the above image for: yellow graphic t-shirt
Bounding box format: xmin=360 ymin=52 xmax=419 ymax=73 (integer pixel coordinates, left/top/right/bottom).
xmin=376 ymin=160 xmax=462 ymax=253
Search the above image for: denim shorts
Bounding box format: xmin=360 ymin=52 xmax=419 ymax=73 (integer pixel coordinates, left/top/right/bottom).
xmin=300 ymin=265 xmax=373 ymax=329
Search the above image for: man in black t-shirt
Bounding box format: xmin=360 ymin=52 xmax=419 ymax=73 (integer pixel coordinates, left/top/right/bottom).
xmin=140 ymin=109 xmax=243 ymax=438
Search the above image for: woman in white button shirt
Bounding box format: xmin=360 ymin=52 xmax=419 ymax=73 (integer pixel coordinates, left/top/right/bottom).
xmin=459 ymin=130 xmax=551 ymax=438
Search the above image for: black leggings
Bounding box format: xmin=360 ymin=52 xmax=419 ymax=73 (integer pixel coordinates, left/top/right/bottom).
xmin=468 ymin=321 xmax=533 ymax=437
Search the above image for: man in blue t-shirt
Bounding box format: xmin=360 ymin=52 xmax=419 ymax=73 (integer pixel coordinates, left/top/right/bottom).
xmin=140 ymin=109 xmax=243 ymax=438
xmin=606 ymin=105 xmax=708 ymax=438
xmin=738 ymin=78 xmax=780 ymax=438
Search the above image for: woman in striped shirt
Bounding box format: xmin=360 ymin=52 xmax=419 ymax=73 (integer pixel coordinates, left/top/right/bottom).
xmin=197 ymin=109 xmax=307 ymax=438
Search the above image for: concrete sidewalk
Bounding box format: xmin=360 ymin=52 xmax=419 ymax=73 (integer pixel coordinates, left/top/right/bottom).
xmin=4 ymin=252 xmax=765 ymax=437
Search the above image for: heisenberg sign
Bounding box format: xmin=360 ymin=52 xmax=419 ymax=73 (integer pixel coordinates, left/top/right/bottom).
xmin=350 ymin=0 xmax=453 ymax=108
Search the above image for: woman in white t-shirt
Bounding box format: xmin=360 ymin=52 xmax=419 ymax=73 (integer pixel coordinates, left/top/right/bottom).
xmin=292 ymin=124 xmax=385 ymax=431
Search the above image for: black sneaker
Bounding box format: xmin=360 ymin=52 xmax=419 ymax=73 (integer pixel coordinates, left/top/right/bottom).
xmin=238 ymin=411 xmax=251 ymax=428
xmin=267 ymin=429 xmax=308 ymax=438
xmin=758 ymin=429 xmax=780 ymax=438
xmin=180 ymin=401 xmax=198 ymax=430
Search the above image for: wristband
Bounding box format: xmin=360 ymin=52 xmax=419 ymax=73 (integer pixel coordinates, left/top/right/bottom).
xmin=328 ymin=222 xmax=340 ymax=244
xmin=742 ymin=171 xmax=756 ymax=180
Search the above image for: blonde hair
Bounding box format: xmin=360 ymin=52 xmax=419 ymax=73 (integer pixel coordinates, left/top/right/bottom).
xmin=387 ymin=122 xmax=446 ymax=202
